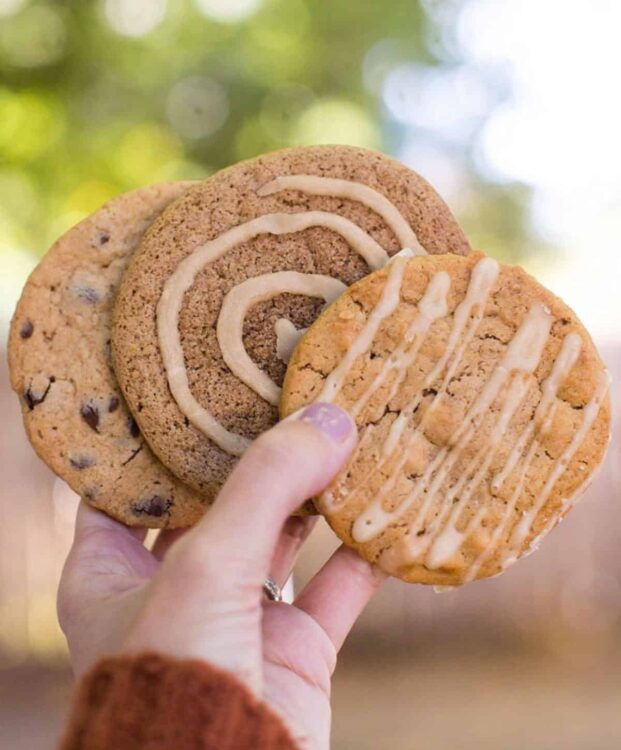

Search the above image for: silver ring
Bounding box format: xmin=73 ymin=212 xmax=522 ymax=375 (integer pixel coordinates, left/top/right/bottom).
xmin=263 ymin=576 xmax=282 ymax=602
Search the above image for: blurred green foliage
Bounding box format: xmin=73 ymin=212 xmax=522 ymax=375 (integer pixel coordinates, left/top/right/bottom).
xmin=0 ymin=0 xmax=535 ymax=262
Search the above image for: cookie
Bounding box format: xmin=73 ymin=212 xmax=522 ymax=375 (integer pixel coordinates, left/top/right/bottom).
xmin=112 ymin=145 xmax=471 ymax=503
xmin=281 ymin=252 xmax=611 ymax=586
xmin=7 ymin=183 xmax=212 ymax=528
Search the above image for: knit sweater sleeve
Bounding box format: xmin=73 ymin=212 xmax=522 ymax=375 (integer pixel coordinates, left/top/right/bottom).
xmin=59 ymin=652 xmax=298 ymax=750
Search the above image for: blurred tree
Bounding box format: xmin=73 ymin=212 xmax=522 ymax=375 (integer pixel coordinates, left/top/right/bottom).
xmin=0 ymin=0 xmax=538 ymax=262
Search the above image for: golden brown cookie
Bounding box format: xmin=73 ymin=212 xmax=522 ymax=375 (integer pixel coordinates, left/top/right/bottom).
xmin=112 ymin=145 xmax=471 ymax=504
xmin=281 ymin=252 xmax=611 ymax=586
xmin=7 ymin=183 xmax=210 ymax=528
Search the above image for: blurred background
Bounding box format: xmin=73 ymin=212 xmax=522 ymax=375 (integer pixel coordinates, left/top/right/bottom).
xmin=0 ymin=0 xmax=619 ymax=748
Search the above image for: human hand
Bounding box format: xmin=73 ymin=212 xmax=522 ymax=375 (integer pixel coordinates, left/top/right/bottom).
xmin=57 ymin=403 xmax=385 ymax=749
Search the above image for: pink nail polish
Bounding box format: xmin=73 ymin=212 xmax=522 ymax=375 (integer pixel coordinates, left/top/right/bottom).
xmin=297 ymin=402 xmax=355 ymax=443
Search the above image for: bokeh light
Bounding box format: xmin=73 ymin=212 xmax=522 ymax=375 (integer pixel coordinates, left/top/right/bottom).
xmin=460 ymin=0 xmax=621 ymax=200
xmin=113 ymin=122 xmax=183 ymax=185
xmin=291 ymin=99 xmax=380 ymax=149
xmin=104 ymin=0 xmax=167 ymax=37
xmin=383 ymin=62 xmax=492 ymax=142
xmin=194 ymin=0 xmax=262 ymax=24
xmin=64 ymin=180 xmax=118 ymax=216
xmin=0 ymin=3 xmax=66 ymax=68
xmin=0 ymin=171 xmax=39 ymax=235
xmin=0 ymin=0 xmax=27 ymax=17
xmin=457 ymin=0 xmax=621 ymax=339
xmin=156 ymin=159 xmax=212 ymax=182
xmin=241 ymin=0 xmax=311 ymax=85
xmin=259 ymin=84 xmax=315 ymax=140
xmin=399 ymin=140 xmax=466 ymax=206
xmin=166 ymin=76 xmax=229 ymax=140
xmin=0 ymin=247 xmax=37 ymax=329
xmin=363 ymin=39 xmax=411 ymax=95
xmin=234 ymin=114 xmax=279 ymax=161
xmin=0 ymin=89 xmax=65 ymax=162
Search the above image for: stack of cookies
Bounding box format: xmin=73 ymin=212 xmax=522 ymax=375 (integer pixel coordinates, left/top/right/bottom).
xmin=8 ymin=145 xmax=610 ymax=586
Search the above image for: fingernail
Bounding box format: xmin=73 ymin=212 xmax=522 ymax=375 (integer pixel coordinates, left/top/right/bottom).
xmin=296 ymin=402 xmax=355 ymax=443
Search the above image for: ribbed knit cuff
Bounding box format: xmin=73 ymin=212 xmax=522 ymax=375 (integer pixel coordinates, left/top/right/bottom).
xmin=59 ymin=652 xmax=298 ymax=750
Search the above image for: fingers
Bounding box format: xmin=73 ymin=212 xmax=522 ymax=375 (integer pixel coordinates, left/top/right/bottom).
xmin=127 ymin=404 xmax=356 ymax=680
xmin=60 ymin=502 xmax=156 ymax=604
xmin=177 ymin=403 xmax=356 ymax=586
xmin=294 ymin=545 xmax=385 ymax=653
xmin=70 ymin=501 xmax=149 ymax=565
xmin=151 ymin=528 xmax=189 ymax=562
xmin=74 ymin=500 xmax=148 ymax=544
xmin=269 ymin=515 xmax=318 ymax=587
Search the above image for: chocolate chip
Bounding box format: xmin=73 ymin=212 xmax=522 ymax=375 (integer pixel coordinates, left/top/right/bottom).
xmin=99 ymin=233 xmax=110 ymax=245
xmin=108 ymin=396 xmax=120 ymax=413
xmin=104 ymin=339 xmax=113 ymax=368
xmin=20 ymin=320 xmax=34 ymax=339
xmin=128 ymin=416 xmax=140 ymax=438
xmin=24 ymin=389 xmax=39 ymax=410
xmin=24 ymin=379 xmax=53 ymax=410
xmin=76 ymin=287 xmax=101 ymax=303
xmin=80 ymin=403 xmax=100 ymax=432
xmin=131 ymin=495 xmax=172 ymax=518
xmin=70 ymin=455 xmax=95 ymax=470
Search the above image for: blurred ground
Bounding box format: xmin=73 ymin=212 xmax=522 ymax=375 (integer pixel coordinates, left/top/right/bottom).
xmin=332 ymin=645 xmax=621 ymax=750
xmin=3 ymin=643 xmax=621 ymax=749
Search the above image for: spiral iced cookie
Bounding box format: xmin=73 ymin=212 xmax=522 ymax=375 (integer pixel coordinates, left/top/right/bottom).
xmin=8 ymin=183 xmax=211 ymax=528
xmin=280 ymin=252 xmax=611 ymax=586
xmin=112 ymin=145 xmax=470 ymax=501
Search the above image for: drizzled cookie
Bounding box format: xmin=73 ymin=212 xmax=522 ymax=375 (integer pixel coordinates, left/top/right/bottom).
xmin=112 ymin=145 xmax=470 ymax=503
xmin=8 ymin=183 xmax=210 ymax=528
xmin=281 ymin=253 xmax=611 ymax=586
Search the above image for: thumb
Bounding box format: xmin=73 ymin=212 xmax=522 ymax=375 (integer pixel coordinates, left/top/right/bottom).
xmin=175 ymin=403 xmax=356 ymax=586
xmin=121 ymin=404 xmax=356 ymax=685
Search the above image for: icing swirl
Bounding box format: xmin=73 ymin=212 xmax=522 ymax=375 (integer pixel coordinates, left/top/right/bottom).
xmin=157 ymin=177 xmax=420 ymax=455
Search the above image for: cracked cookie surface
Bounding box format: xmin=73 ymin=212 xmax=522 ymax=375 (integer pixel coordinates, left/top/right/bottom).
xmin=8 ymin=183 xmax=209 ymax=528
xmin=280 ymin=253 xmax=610 ymax=586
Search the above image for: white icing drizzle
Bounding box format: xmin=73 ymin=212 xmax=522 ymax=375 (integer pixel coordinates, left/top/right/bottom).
xmin=217 ymin=272 xmax=346 ymax=404
xmin=317 ymin=254 xmax=409 ymax=403
xmin=423 ymin=375 xmax=532 ymax=569
xmin=275 ymin=319 xmax=308 ymax=363
xmin=380 ymin=256 xmax=500 ymax=458
xmin=491 ymin=332 xmax=582 ymax=492
xmin=462 ymin=332 xmax=584 ymax=582
xmin=158 ymin=211 xmax=391 ymax=455
xmin=509 ymin=368 xmax=610 ymax=548
xmin=349 ymin=270 xmax=450 ymax=419
xmin=313 ymin=256 xmax=608 ymax=583
xmin=353 ymin=303 xmax=552 ymax=545
xmin=321 ymin=256 xmax=499 ymax=523
xmin=257 ymin=174 xmax=426 ymax=255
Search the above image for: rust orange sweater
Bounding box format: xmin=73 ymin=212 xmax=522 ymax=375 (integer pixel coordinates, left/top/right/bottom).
xmin=60 ymin=653 xmax=298 ymax=749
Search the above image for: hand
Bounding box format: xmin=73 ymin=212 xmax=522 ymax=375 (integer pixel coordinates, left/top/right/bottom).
xmin=57 ymin=403 xmax=385 ymax=750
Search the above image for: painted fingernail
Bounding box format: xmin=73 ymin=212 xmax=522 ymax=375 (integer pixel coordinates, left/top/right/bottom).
xmin=297 ymin=402 xmax=355 ymax=443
